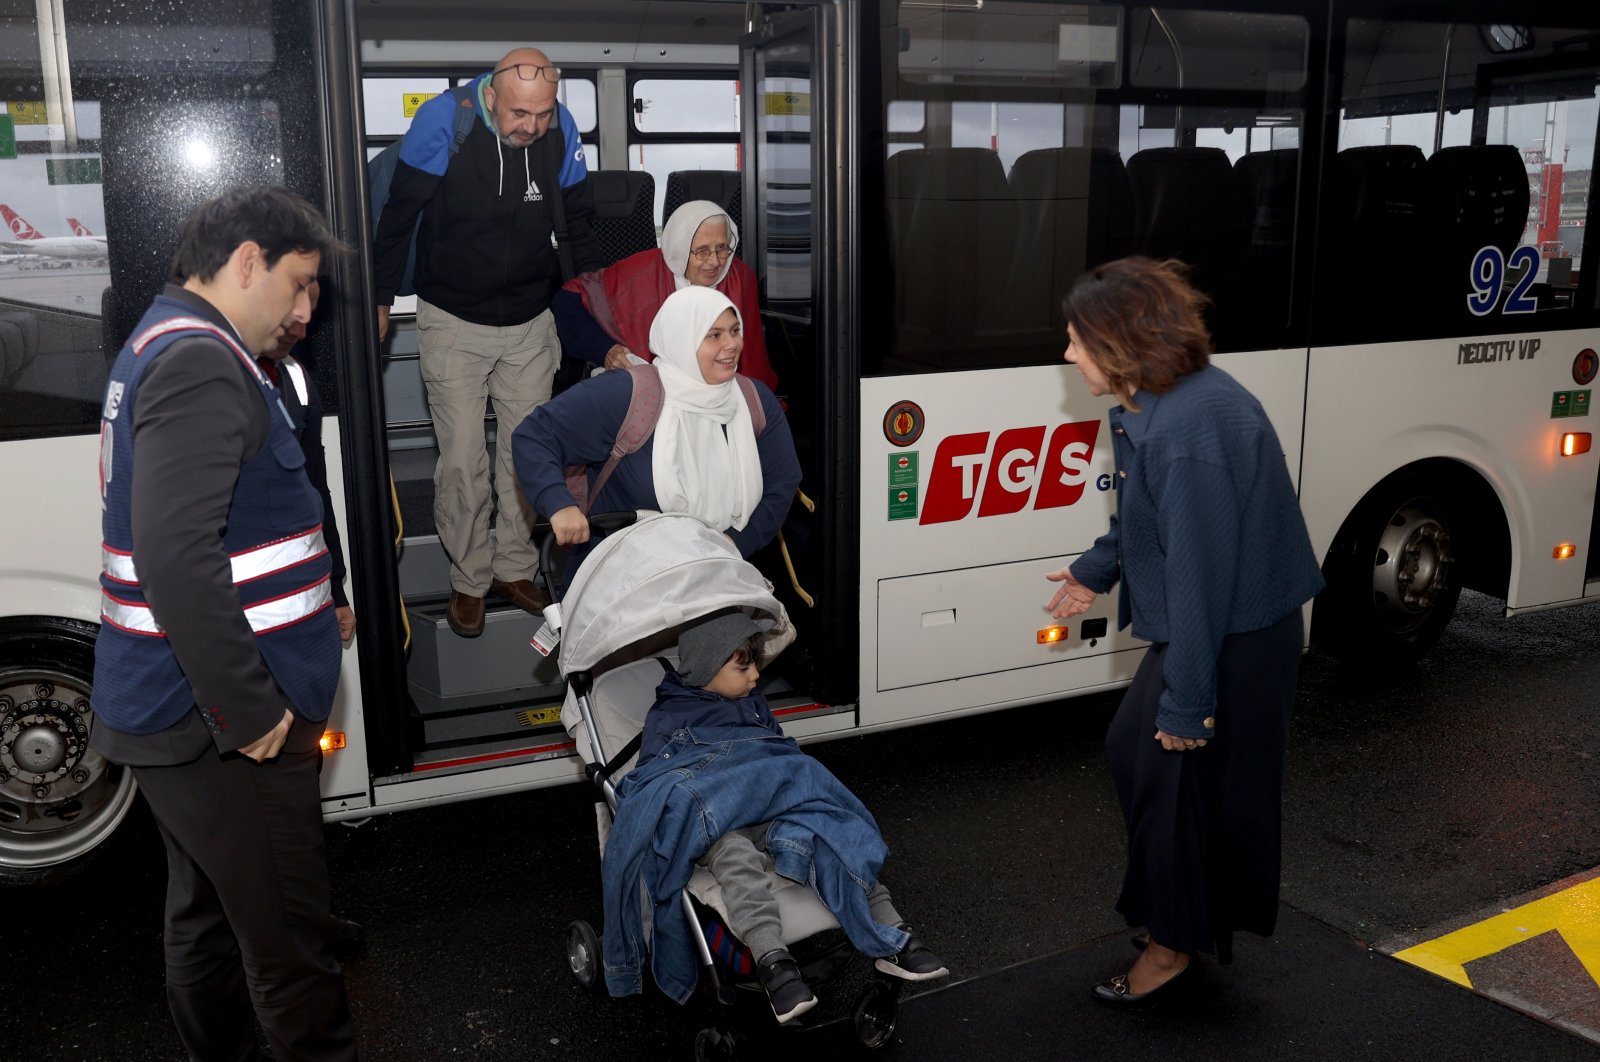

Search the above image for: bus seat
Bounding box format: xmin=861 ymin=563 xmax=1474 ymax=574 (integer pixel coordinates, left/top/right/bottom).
xmin=1321 ymin=144 xmax=1425 ymax=339
xmin=883 ymin=147 xmax=1017 ymax=365
xmin=663 ymin=169 xmax=743 ymax=252
xmin=1420 ymin=144 xmax=1530 ymax=325
xmin=1008 ymin=147 xmax=1136 ymax=337
xmin=1127 ymin=147 xmax=1249 ymax=338
xmin=589 ymin=170 xmax=657 ymax=267
xmin=1232 ymin=148 xmax=1300 ymax=343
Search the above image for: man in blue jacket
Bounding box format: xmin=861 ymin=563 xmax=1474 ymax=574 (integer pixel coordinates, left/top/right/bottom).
xmin=374 ymin=46 xmax=603 ymax=637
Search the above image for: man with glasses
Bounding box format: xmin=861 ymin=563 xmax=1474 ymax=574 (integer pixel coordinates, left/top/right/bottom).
xmin=375 ymin=46 xmax=602 ymax=637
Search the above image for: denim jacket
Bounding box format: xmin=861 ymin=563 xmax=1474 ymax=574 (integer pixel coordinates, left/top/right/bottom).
xmin=602 ymin=725 xmax=906 ymax=1003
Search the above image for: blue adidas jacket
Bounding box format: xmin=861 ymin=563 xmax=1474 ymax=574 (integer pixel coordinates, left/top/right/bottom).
xmin=372 ymin=72 xmax=603 ymax=325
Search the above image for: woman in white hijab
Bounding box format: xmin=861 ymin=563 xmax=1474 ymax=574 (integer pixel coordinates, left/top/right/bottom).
xmin=513 ymin=286 xmax=800 ymax=575
xmin=551 ymin=200 xmax=781 ymax=391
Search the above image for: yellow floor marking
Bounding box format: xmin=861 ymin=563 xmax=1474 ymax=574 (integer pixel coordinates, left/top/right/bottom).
xmin=1393 ymin=875 xmax=1600 ymax=989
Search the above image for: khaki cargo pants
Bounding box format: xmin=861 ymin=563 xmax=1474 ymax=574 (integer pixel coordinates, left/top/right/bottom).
xmin=417 ymin=299 xmax=558 ymax=596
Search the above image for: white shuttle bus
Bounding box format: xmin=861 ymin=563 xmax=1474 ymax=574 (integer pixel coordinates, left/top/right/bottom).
xmin=1 ymin=0 xmax=1595 ymax=882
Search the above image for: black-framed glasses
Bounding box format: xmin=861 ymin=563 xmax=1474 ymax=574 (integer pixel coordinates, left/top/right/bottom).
xmin=491 ymin=62 xmax=561 ymax=84
xmin=689 ymin=244 xmax=733 ymax=262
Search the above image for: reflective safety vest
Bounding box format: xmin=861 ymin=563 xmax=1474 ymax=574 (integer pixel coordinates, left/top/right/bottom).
xmin=91 ymin=294 xmax=341 ymax=736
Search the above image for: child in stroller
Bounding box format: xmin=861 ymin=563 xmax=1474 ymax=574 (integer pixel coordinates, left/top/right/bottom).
xmin=553 ymin=513 xmax=946 ymax=1052
xmin=650 ymin=610 xmax=948 ymax=1023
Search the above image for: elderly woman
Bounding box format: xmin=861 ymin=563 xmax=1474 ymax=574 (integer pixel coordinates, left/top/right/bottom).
xmin=551 ymin=199 xmax=779 ymax=391
xmin=1044 ymin=258 xmax=1323 ymax=1006
xmin=515 ymin=286 xmax=798 ymax=571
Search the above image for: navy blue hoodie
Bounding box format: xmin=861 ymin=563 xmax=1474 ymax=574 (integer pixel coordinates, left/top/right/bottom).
xmin=640 ymin=670 xmax=783 ymax=761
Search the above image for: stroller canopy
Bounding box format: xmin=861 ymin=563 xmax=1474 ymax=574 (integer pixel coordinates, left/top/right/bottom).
xmin=557 ymin=512 xmax=789 ymax=676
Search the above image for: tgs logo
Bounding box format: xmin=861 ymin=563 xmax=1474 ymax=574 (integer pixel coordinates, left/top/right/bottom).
xmin=919 ymin=421 xmax=1101 ymax=525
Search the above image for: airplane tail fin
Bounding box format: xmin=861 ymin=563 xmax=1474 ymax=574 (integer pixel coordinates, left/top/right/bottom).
xmin=67 ymin=217 xmax=95 ymax=237
xmin=0 ymin=205 xmax=45 ymax=240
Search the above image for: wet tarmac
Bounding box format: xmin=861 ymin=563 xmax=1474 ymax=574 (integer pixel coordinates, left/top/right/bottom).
xmin=26 ymin=590 xmax=1600 ymax=1059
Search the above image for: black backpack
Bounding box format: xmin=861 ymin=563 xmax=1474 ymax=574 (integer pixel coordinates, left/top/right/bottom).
xmin=368 ymin=85 xmax=478 ymax=298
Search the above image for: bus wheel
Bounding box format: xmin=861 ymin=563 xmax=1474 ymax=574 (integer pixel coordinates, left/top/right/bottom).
xmin=1314 ymin=473 xmax=1460 ymax=668
xmin=0 ymin=618 xmax=140 ymax=885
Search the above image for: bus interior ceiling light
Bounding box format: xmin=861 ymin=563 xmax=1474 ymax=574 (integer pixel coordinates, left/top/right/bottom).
xmin=1560 ymin=432 xmax=1591 ymax=457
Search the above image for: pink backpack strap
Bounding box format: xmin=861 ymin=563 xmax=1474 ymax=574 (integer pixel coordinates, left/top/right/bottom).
xmin=581 ymin=364 xmax=665 ymax=514
xmin=736 ymin=375 xmax=767 ymax=437
xmin=573 ymin=368 xmax=764 ymax=515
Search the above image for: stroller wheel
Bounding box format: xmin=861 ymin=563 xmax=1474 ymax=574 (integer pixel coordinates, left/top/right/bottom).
xmin=693 ymin=1026 xmax=739 ymax=1061
xmin=852 ymin=980 xmax=900 ymax=1051
xmin=565 ymin=919 xmax=601 ymax=991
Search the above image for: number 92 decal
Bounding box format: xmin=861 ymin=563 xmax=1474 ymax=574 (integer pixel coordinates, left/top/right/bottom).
xmin=1468 ymin=244 xmax=1541 ymax=316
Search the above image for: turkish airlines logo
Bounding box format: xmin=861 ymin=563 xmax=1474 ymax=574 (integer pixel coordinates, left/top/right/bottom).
xmin=3 ymin=210 xmax=41 ymax=240
xmin=919 ymin=421 xmax=1101 ymax=525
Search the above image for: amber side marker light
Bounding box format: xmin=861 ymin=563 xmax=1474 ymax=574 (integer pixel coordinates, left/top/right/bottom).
xmin=319 ymin=731 xmax=347 ymax=752
xmin=1554 ymin=544 xmax=1578 ymax=560
xmin=1037 ymin=626 xmax=1068 ymax=644
xmin=1561 ymin=432 xmax=1592 ymax=457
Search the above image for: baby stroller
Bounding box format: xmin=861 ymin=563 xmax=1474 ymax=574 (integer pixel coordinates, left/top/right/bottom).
xmin=548 ymin=512 xmax=905 ymax=1059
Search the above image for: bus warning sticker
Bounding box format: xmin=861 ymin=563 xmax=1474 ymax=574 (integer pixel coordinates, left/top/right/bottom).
xmin=402 ymin=92 xmax=440 ymax=118
xmin=1551 ymin=390 xmax=1591 ymax=417
xmin=889 ymin=486 xmax=918 ymax=521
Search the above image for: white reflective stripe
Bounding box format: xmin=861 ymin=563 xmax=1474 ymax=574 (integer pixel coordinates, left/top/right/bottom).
xmin=282 ymin=357 xmax=310 ymax=405
xmin=230 ymin=527 xmax=327 ymax=584
xmin=101 ymin=592 xmax=165 ymax=636
xmin=102 ymin=546 xmax=138 ymax=584
xmin=244 ymin=578 xmax=333 ymax=634
xmin=100 ymin=577 xmax=331 ymax=637
xmin=101 ymin=527 xmax=326 ymax=587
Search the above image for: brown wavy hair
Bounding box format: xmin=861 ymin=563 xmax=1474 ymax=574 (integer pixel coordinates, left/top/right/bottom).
xmin=1061 ymin=257 xmax=1212 ymax=412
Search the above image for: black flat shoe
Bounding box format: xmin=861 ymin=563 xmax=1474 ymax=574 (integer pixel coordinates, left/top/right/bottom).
xmin=1092 ymin=960 xmax=1191 ymax=1007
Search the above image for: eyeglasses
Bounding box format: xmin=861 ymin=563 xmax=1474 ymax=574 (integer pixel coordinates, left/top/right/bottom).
xmin=491 ymin=62 xmax=561 ymax=84
xmin=689 ymin=244 xmax=733 ymax=262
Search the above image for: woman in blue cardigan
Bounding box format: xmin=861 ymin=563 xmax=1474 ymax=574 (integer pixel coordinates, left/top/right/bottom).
xmin=513 ymin=286 xmax=799 ymax=575
xmin=1044 ymin=258 xmax=1324 ymax=1006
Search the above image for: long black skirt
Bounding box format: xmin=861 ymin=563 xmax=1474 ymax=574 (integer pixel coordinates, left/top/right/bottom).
xmin=1105 ymin=608 xmax=1303 ymax=961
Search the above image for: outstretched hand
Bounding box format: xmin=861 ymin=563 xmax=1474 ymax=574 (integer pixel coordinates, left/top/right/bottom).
xmin=1045 ymin=566 xmax=1096 ymax=619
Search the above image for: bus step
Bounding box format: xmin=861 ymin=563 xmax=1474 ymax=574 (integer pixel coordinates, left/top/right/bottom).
xmin=404 ymin=594 xmax=563 ymax=706
xmin=411 ymin=694 xmax=567 ymax=750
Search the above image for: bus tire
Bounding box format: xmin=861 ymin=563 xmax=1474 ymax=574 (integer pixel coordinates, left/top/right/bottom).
xmin=0 ymin=617 xmax=141 ymax=885
xmin=1312 ymin=470 xmax=1461 ymax=668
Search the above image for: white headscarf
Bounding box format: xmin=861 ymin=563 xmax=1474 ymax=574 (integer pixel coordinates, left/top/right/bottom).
xmin=647 ymin=286 xmax=762 ymax=532
xmin=659 ymin=200 xmax=740 ymax=290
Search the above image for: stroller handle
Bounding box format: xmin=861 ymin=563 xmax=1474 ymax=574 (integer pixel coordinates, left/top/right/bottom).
xmin=531 ymin=510 xmax=640 ymax=603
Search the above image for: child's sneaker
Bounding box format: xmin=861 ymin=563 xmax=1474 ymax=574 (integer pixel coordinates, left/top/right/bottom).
xmin=756 ymin=949 xmax=817 ymax=1024
xmin=874 ymin=932 xmax=949 ymax=982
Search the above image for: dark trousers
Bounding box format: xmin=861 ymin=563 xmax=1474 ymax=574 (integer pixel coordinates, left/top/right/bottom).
xmin=1106 ymin=609 xmax=1303 ymax=961
xmin=132 ymin=713 xmax=356 ymax=1062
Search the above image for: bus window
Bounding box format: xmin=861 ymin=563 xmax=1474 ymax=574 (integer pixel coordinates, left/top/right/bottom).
xmin=629 ymin=76 xmax=740 ymax=226
xmin=1321 ymin=16 xmax=1600 ymax=343
xmin=865 ymin=3 xmax=1309 ymax=375
xmin=0 ymin=97 xmax=109 ymax=441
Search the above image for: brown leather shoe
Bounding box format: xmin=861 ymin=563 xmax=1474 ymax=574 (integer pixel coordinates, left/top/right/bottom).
xmin=491 ymin=577 xmax=551 ymax=616
xmin=446 ymin=590 xmax=485 ymax=637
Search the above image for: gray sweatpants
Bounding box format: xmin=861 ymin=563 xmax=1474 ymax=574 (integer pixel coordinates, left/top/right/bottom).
xmin=417 ymin=299 xmax=558 ymax=595
xmin=701 ymin=822 xmax=903 ymax=961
